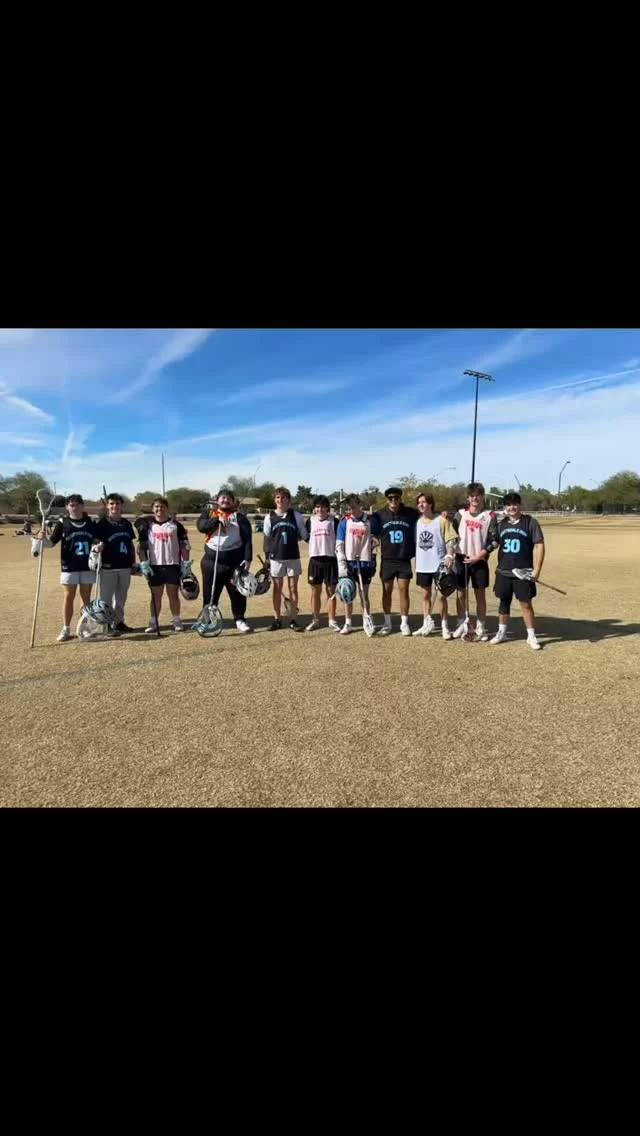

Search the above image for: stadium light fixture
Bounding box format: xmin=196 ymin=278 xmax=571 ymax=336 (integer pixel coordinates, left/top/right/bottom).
xmin=463 ymin=370 xmax=495 ymax=482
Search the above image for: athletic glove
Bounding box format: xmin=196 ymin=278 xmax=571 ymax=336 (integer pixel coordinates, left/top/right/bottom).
xmin=139 ymin=560 xmax=154 ymax=578
xmin=337 ymin=555 xmax=350 ymax=577
xmin=180 ymin=560 xmax=193 ymax=578
xmin=31 ymin=538 xmax=43 ymax=557
xmin=88 ymin=547 xmax=101 ymax=571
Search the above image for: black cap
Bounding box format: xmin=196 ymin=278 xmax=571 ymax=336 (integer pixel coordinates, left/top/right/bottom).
xmin=385 ymin=486 xmax=402 ymax=498
xmin=66 ymin=494 xmax=84 ymax=505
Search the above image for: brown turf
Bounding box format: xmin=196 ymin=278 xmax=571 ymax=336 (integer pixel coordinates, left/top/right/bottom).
xmin=2 ymin=515 xmax=640 ymax=807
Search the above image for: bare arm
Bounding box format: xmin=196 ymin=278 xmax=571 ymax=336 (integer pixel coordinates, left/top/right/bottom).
xmin=532 ymin=541 xmax=545 ymax=579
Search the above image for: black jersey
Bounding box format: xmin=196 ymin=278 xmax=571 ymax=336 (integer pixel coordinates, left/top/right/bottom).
xmin=268 ymin=509 xmax=301 ymax=560
xmin=492 ymin=514 xmax=544 ymax=571
xmin=373 ymin=505 xmax=420 ymax=561
xmin=94 ymin=517 xmax=136 ymax=569
xmin=49 ymin=515 xmax=98 ymax=572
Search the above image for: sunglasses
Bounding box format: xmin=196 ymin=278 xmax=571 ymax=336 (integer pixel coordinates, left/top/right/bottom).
xmin=387 ymin=494 xmax=401 ymax=501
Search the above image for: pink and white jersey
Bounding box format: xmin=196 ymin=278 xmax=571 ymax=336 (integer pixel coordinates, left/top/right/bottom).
xmin=342 ymin=515 xmax=373 ymax=562
xmin=147 ymin=520 xmax=182 ymax=566
xmin=308 ymin=515 xmax=337 ymax=558
xmin=456 ymin=508 xmax=494 ymax=558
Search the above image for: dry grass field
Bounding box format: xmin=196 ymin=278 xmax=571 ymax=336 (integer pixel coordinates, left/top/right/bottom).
xmin=2 ymin=515 xmax=639 ymax=807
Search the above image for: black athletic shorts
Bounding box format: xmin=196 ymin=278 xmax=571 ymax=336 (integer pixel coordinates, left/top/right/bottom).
xmin=416 ymin=571 xmax=437 ymax=588
xmin=454 ymin=555 xmax=489 ymax=590
xmin=308 ymin=556 xmax=339 ymax=587
xmin=494 ymin=573 xmax=537 ymax=606
xmin=381 ymin=558 xmax=413 ymax=582
xmin=349 ymin=564 xmax=374 ymax=586
xmin=148 ymin=564 xmax=181 ymax=588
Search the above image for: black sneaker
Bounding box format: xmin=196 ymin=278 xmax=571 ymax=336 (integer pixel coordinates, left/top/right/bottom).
xmin=289 ymin=619 xmax=301 ymax=631
xmin=115 ymin=622 xmax=133 ymax=633
xmin=268 ymin=619 xmax=282 ymax=631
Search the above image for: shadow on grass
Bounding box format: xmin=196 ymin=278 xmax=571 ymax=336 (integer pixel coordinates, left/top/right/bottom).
xmin=533 ymin=615 xmax=640 ymax=644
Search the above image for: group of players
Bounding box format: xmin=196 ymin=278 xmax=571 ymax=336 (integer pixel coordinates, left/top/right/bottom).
xmin=33 ymin=481 xmax=546 ymax=649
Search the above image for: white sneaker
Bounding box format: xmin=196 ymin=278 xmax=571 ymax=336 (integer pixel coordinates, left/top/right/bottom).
xmin=412 ymin=626 xmax=428 ymax=636
xmin=527 ymin=634 xmax=542 ymax=650
xmin=173 ymin=619 xmax=184 ymax=632
xmin=378 ymin=624 xmax=392 ymax=636
xmin=329 ymin=621 xmax=341 ymax=633
xmin=57 ymin=628 xmax=72 ymax=642
xmin=305 ymin=619 xmax=320 ymax=632
xmin=145 ymin=623 xmax=159 ymax=634
xmin=452 ymin=621 xmax=467 ymax=639
xmin=490 ymin=632 xmax=507 ymax=645
xmin=400 ymin=623 xmax=411 ymax=637
xmin=476 ymin=623 xmax=489 ymax=642
xmin=441 ymin=626 xmax=453 ymax=641
xmin=236 ymin=620 xmax=252 ymax=634
xmin=339 ymin=622 xmax=352 ymax=635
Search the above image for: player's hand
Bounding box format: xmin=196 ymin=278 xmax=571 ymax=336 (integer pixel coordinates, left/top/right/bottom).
xmin=463 ymin=554 xmax=482 ymax=564
xmin=530 ymin=571 xmax=539 ymax=581
xmin=444 ymin=554 xmax=453 ymax=568
xmin=94 ymin=541 xmax=105 ymax=553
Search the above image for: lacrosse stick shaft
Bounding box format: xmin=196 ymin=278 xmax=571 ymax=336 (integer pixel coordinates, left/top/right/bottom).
xmin=30 ymin=548 xmax=45 ymax=649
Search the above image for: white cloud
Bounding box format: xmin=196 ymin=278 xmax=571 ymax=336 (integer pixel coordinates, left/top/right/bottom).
xmin=0 ymin=433 xmax=48 ymax=447
xmin=0 ymin=385 xmax=55 ymax=423
xmin=472 ymin=328 xmax=570 ymax=372
xmin=219 ymin=377 xmax=351 ymax=406
xmin=0 ymin=328 xmax=36 ymax=345
xmin=623 ymin=357 xmax=640 ymax=369
xmin=112 ymin=328 xmax=215 ymax=403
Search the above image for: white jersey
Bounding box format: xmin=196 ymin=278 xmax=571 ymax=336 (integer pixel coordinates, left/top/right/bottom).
xmin=308 ymin=515 xmax=337 ymax=558
xmin=146 ymin=520 xmax=182 ymax=566
xmin=415 ymin=516 xmax=446 ymax=573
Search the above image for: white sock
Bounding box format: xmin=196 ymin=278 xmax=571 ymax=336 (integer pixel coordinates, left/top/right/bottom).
xmin=401 ymin=615 xmax=409 ymax=627
xmin=442 ymin=619 xmax=449 ymax=629
xmin=63 ymin=624 xmax=70 ymax=633
xmin=476 ymin=620 xmax=485 ymax=632
xmin=497 ymin=626 xmax=507 ymax=638
xmin=527 ymin=627 xmax=536 ymax=638
xmin=344 ymin=618 xmax=352 ymax=627
xmin=423 ymin=617 xmax=430 ymax=627
xmin=384 ymin=614 xmax=392 ymax=628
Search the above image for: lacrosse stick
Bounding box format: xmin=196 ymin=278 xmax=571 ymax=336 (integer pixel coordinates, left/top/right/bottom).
xmin=497 ymin=567 xmax=567 ymax=596
xmin=29 ymin=488 xmax=55 ymax=648
xmin=76 ymin=551 xmax=116 ymax=640
xmin=194 ymin=524 xmax=223 ymax=637
xmin=351 ymin=532 xmax=375 ymax=638
xmin=461 ymin=559 xmax=478 ymax=642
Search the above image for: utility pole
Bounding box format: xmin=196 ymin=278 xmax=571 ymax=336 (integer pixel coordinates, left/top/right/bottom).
xmin=463 ymin=370 xmax=495 ymax=482
xmin=558 ymin=459 xmax=570 ymax=499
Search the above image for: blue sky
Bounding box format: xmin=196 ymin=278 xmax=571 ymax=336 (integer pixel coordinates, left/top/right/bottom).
xmin=1 ymin=327 xmax=640 ymax=496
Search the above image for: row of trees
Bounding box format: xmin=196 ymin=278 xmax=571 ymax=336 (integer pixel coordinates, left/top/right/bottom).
xmin=2 ymin=469 xmax=640 ymax=518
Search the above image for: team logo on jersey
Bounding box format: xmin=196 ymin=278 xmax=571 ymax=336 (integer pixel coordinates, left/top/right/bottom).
xmin=419 ymin=531 xmax=434 ymax=550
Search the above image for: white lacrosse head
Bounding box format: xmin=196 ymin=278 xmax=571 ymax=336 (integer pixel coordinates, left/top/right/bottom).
xmin=233 ymin=568 xmax=258 ymax=597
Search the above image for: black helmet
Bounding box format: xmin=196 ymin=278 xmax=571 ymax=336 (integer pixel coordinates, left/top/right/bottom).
xmin=179 ymin=571 xmax=201 ymax=602
xmin=436 ymin=564 xmax=457 ymax=597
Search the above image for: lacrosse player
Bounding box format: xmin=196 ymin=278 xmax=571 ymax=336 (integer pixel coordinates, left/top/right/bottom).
xmin=196 ymin=488 xmax=254 ymax=634
xmin=92 ymin=493 xmax=137 ymax=632
xmin=35 ymin=494 xmax=99 ymax=641
xmin=263 ymin=487 xmax=308 ymax=631
xmin=135 ymin=498 xmax=190 ymax=633
xmin=450 ymin=483 xmax=495 ymax=641
xmin=335 ymin=494 xmax=376 ymax=635
xmin=485 ymin=492 xmax=545 ymax=649
xmin=414 ymin=492 xmax=457 ymax=638
xmin=305 ymin=495 xmax=340 ymax=632
xmin=372 ymin=487 xmax=420 ymax=636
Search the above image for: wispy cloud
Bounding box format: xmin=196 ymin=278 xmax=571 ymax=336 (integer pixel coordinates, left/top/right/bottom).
xmin=112 ymin=328 xmax=215 ymax=403
xmin=472 ymin=329 xmax=569 ymax=372
xmin=0 ymin=328 xmax=36 ymax=345
xmin=61 ymin=425 xmax=95 ymax=465
xmin=0 ymin=432 xmax=48 ymax=447
xmin=0 ymin=384 xmax=55 ymax=423
xmin=219 ymin=377 xmax=352 ymax=406
xmin=623 ymin=357 xmax=640 ymax=369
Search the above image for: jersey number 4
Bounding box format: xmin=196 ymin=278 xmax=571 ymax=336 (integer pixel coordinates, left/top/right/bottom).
xmin=120 ymin=541 xmax=129 ymax=555
xmin=503 ymin=538 xmax=521 ymax=553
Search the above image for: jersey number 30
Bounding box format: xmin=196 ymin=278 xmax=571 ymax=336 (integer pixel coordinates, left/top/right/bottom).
xmin=503 ymin=538 xmax=521 ymax=553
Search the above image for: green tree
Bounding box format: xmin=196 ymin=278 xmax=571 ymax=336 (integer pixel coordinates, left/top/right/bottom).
xmin=132 ymin=491 xmax=161 ymax=514
xmin=293 ymin=485 xmax=313 ymax=511
xmin=167 ymin=487 xmax=210 ymax=513
xmin=6 ymin=471 xmax=51 ymax=515
xmin=256 ymin=482 xmax=276 ymax=511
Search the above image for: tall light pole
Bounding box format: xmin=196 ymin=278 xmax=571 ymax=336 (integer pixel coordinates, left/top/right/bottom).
xmin=558 ymin=460 xmax=570 ymax=499
xmin=463 ymin=370 xmax=495 ymax=482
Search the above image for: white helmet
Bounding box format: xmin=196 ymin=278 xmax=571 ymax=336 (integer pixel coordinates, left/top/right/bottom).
xmin=232 ymin=567 xmax=258 ymax=597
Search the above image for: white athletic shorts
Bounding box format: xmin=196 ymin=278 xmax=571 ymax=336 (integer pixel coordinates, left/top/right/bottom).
xmin=270 ymin=558 xmax=302 ymax=578
xmin=60 ymin=571 xmax=96 ymax=586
